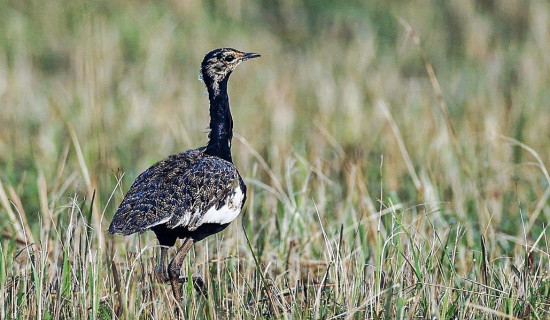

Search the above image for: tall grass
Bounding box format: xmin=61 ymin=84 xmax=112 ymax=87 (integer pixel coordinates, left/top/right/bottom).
xmin=0 ymin=0 xmax=549 ymax=318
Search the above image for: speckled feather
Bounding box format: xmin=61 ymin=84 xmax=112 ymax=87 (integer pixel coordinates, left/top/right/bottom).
xmin=108 ymin=149 xmax=246 ymax=235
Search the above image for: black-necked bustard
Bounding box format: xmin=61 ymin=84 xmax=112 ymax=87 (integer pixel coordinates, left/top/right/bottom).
xmin=108 ymin=48 xmax=260 ymax=300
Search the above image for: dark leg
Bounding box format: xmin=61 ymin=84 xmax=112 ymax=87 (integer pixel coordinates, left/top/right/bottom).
xmin=153 ymin=226 xmax=177 ymax=283
xmin=168 ymin=238 xmax=195 ymax=301
xmin=155 ymin=246 xmax=203 ymax=287
xmin=155 ymin=246 xmax=169 ymax=282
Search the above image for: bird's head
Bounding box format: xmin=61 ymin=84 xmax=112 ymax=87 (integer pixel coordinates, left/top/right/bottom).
xmin=200 ymin=48 xmax=260 ymax=94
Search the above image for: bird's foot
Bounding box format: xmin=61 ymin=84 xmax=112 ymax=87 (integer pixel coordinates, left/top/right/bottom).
xmin=157 ymin=267 xmax=204 ymax=286
xmin=156 ymin=270 xmax=192 ymax=284
xmin=190 ymin=273 xmax=208 ymax=297
xmin=155 ymin=268 xmax=170 ymax=283
xmin=167 ymin=272 xmax=208 ymax=297
xmin=176 ymin=273 xmax=208 ymax=296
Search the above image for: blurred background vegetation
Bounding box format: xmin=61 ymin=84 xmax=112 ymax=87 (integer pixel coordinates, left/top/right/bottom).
xmin=1 ymin=0 xmax=549 ymax=243
xmin=0 ymin=0 xmax=549 ymax=318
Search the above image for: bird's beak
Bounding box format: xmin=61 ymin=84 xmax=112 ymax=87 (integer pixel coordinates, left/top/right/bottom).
xmin=241 ymin=52 xmax=261 ymax=61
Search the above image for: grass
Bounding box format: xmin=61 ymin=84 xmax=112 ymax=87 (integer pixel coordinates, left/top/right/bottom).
xmin=1 ymin=0 xmax=549 ymax=318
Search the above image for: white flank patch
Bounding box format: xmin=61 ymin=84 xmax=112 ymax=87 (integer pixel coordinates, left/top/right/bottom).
xmin=201 ymin=187 xmax=244 ymax=225
xmin=173 ymin=208 xmax=196 ymax=228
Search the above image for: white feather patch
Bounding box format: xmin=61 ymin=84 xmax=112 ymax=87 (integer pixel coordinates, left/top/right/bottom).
xmin=173 ymin=208 xmax=196 ymax=228
xmin=200 ymin=187 xmax=244 ymax=225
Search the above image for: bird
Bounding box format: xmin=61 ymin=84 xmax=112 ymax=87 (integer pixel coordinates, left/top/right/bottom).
xmin=108 ymin=48 xmax=260 ymax=301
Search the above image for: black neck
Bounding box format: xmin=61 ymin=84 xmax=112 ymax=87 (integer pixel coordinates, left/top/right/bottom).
xmin=204 ymin=78 xmax=233 ymax=163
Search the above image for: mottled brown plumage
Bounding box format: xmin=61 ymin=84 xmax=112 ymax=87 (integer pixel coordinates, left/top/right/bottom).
xmin=108 ymin=48 xmax=260 ymax=301
xmin=109 ymin=150 xmax=244 ymax=235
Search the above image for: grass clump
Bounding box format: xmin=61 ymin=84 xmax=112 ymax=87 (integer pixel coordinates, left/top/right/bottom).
xmin=1 ymin=0 xmax=549 ymax=318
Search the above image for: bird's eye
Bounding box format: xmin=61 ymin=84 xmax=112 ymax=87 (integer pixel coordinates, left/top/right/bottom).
xmin=224 ymin=55 xmax=235 ymax=62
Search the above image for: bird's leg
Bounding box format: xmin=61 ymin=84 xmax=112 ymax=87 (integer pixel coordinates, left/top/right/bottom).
xmin=154 ymin=246 xmax=194 ymax=284
xmin=155 ymin=246 xmax=169 ymax=283
xmin=168 ymin=238 xmax=194 ymax=301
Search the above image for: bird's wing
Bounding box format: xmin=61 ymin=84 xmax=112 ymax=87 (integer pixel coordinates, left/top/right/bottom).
xmin=108 ymin=150 xmax=242 ymax=235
